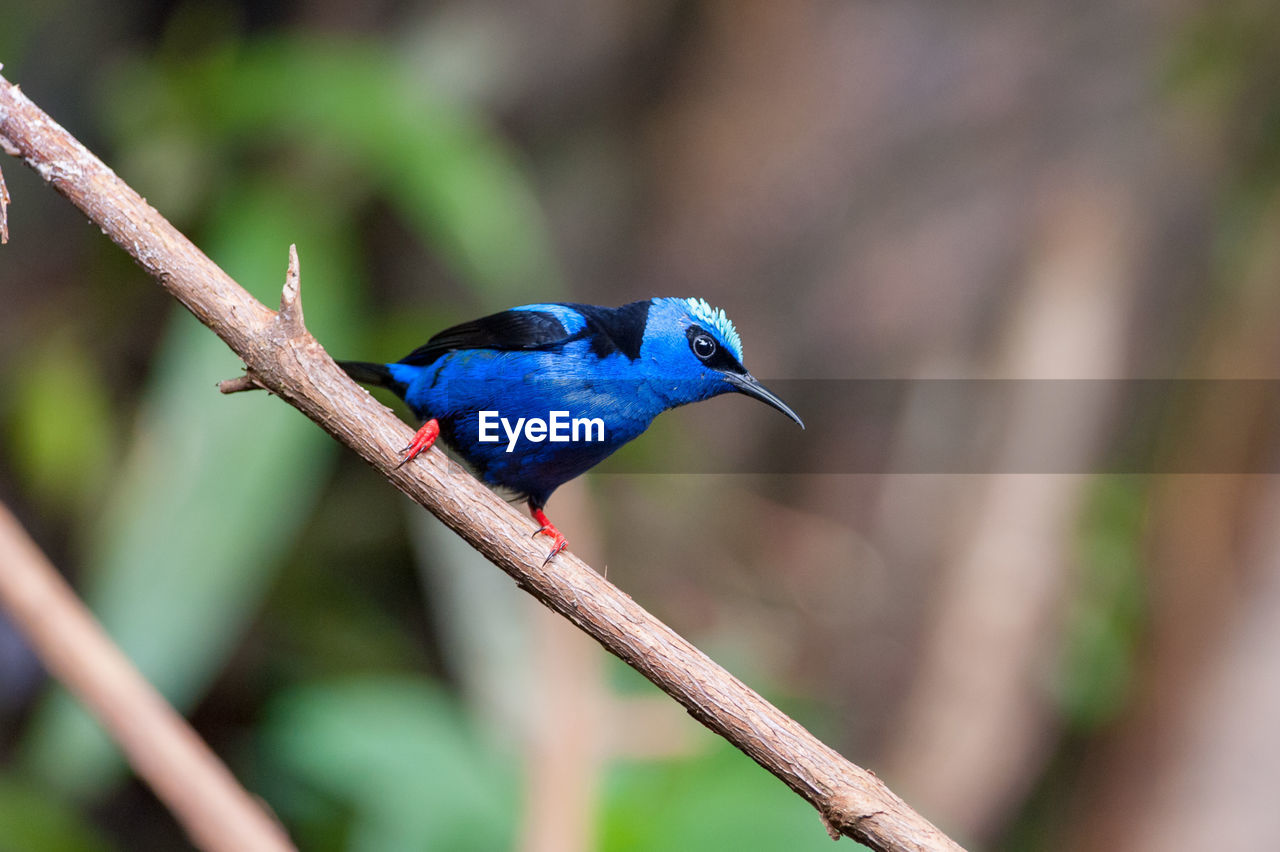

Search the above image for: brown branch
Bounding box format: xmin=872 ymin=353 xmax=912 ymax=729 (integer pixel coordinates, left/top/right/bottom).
xmin=0 ymin=503 xmax=295 ymax=852
xmin=1 ymin=162 xmax=9 ymax=244
xmin=0 ymin=72 xmax=964 ymax=852
xmin=0 ymin=66 xmax=9 ymax=244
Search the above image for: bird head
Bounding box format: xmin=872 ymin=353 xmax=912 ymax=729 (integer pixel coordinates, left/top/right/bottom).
xmin=642 ymin=298 xmax=804 ymax=429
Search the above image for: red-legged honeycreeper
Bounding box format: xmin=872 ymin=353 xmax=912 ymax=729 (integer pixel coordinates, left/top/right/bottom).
xmin=339 ymin=297 xmax=803 ymax=562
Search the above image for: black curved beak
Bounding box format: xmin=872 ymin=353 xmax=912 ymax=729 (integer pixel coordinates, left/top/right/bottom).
xmin=724 ymin=372 xmax=805 ymax=429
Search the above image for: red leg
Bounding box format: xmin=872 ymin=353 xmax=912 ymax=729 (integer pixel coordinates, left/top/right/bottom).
xmin=529 ymin=503 xmax=568 ymax=564
xmin=396 ymin=418 xmax=440 ymax=468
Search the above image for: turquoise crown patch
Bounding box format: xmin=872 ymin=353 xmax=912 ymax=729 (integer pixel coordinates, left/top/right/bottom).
xmin=683 ymin=297 xmax=743 ymax=362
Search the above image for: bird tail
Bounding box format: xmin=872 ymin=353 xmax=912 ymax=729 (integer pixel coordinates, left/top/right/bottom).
xmin=337 ymin=360 xmax=409 ymax=398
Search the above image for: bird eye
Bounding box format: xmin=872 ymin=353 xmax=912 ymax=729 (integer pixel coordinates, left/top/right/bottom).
xmin=691 ymin=333 xmax=717 ymax=361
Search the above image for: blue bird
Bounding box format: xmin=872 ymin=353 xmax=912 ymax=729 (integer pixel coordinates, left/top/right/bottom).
xmin=339 ymin=297 xmax=803 ymax=562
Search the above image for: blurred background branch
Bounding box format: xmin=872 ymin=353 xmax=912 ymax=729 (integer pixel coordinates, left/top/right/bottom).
xmin=0 ymin=502 xmax=294 ymax=852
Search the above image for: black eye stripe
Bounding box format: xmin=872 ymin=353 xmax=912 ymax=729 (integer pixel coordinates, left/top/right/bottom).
xmin=685 ymin=324 xmax=746 ymax=373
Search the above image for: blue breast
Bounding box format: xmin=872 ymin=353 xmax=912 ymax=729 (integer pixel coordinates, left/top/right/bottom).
xmin=390 ymin=340 xmax=664 ymax=505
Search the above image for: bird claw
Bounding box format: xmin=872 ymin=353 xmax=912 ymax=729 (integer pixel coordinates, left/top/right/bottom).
xmin=532 ymin=524 xmax=568 ymax=562
xmin=529 ymin=506 xmax=568 ymax=564
xmin=396 ymin=418 xmax=440 ymax=468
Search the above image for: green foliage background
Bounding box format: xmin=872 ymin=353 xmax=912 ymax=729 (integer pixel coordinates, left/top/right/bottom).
xmin=0 ymin=16 xmax=846 ymax=852
xmin=4 ymin=2 xmax=1280 ymax=851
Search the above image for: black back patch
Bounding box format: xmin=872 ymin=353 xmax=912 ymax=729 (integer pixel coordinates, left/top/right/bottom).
xmin=564 ymin=300 xmax=650 ymax=361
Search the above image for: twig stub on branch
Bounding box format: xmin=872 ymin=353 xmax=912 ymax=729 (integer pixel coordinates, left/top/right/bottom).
xmin=218 ymin=373 xmax=268 ymax=395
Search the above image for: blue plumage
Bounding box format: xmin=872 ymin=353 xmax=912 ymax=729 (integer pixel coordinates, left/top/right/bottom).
xmin=339 ymin=297 xmax=802 ymax=560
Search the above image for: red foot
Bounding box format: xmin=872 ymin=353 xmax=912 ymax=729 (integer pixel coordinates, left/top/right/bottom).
xmin=396 ymin=419 xmax=440 ymax=468
xmin=530 ymin=504 xmax=568 ymax=564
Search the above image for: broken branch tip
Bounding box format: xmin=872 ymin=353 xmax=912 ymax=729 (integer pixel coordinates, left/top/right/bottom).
xmin=276 ymin=243 xmax=304 ymax=331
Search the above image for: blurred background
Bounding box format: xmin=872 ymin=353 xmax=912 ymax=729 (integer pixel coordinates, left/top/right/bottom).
xmin=2 ymin=1 xmax=1280 ymax=850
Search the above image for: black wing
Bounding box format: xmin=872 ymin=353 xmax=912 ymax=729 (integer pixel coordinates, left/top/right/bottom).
xmin=398 ymin=309 xmax=572 ymax=367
